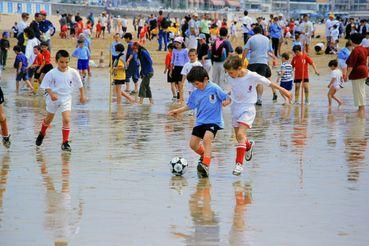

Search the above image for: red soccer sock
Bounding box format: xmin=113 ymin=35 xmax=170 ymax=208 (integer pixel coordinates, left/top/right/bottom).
xmin=245 ymin=140 xmax=252 ymax=151
xmin=236 ymin=143 xmax=246 ymax=164
xmin=1 ymin=119 xmax=9 ymax=137
xmin=40 ymin=120 xmax=49 ymax=136
xmin=62 ymin=127 xmax=70 ymax=144
xmin=202 ymin=156 xmax=211 ymax=166
xmin=195 ymin=145 xmax=204 ymax=158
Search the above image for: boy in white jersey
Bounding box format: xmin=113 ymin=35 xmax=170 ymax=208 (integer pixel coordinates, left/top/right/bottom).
xmin=224 ymin=55 xmax=291 ymax=176
xmin=35 ymin=50 xmax=87 ymax=151
xmin=327 ymin=59 xmax=344 ymax=107
xmin=181 ymin=49 xmax=203 ymax=97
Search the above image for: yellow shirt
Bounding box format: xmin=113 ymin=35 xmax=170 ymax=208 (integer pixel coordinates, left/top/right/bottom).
xmin=238 ymin=54 xmax=249 ymax=68
xmin=210 ymin=28 xmax=219 ymax=36
xmin=112 ymin=56 xmax=126 ymax=80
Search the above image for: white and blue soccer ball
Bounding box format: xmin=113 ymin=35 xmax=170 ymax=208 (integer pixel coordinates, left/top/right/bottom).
xmin=169 ymin=157 xmax=188 ymax=176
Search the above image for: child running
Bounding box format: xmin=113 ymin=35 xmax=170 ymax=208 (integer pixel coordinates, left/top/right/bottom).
xmin=164 ymin=43 xmax=177 ymax=101
xmin=38 ymin=42 xmax=53 ymax=84
xmin=181 ymin=48 xmax=203 ymax=99
xmin=291 ymin=45 xmax=319 ymax=105
xmin=223 ymin=55 xmax=292 ymax=176
xmin=27 ymin=45 xmax=43 ymax=92
xmin=35 ymin=50 xmax=87 ymax=151
xmin=167 ymin=66 xmax=231 ymax=178
xmin=13 ymin=45 xmax=33 ymax=92
xmin=0 ymin=84 xmax=10 ymax=148
xmin=337 ymin=41 xmax=352 ymax=80
xmin=171 ymin=37 xmax=189 ymax=104
xmin=276 ymin=52 xmax=293 ymax=105
xmin=327 ymin=59 xmax=344 ymax=107
xmin=72 ymin=39 xmax=91 ymax=83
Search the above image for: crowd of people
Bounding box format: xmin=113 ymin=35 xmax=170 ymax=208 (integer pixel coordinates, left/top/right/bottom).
xmin=0 ymin=9 xmax=368 ymax=177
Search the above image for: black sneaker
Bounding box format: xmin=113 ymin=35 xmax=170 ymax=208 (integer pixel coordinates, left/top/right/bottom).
xmin=2 ymin=135 xmax=11 ymax=149
xmin=36 ymin=132 xmax=44 ymax=146
xmin=130 ymin=90 xmax=137 ymax=95
xmin=273 ymin=93 xmax=278 ymax=101
xmin=256 ymin=99 xmax=262 ymax=106
xmin=197 ymin=162 xmax=209 ymax=178
xmin=61 ymin=141 xmax=72 ymax=152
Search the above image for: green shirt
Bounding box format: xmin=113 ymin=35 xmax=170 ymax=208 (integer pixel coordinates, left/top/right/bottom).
xmin=200 ymin=20 xmax=210 ymax=34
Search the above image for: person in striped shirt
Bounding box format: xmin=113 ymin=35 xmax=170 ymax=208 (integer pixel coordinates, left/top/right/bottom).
xmin=276 ymin=52 xmax=293 ymax=105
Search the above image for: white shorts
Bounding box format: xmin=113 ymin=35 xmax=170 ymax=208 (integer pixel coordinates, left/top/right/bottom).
xmin=46 ymin=96 xmax=72 ymax=114
xmin=338 ymin=59 xmax=347 ymax=69
xmin=301 ymin=34 xmax=311 ymax=45
xmin=332 ymin=82 xmax=343 ymax=90
xmin=231 ymin=104 xmax=256 ymax=128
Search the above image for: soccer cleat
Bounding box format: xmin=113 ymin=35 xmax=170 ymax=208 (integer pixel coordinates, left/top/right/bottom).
xmin=2 ymin=135 xmax=11 ymax=149
xmin=36 ymin=132 xmax=45 ymax=146
xmin=232 ymin=163 xmax=243 ymax=176
xmin=272 ymin=93 xmax=278 ymax=101
xmin=61 ymin=141 xmax=72 ymax=152
xmin=245 ymin=140 xmax=255 ymax=161
xmin=256 ymin=99 xmax=262 ymax=106
xmin=197 ymin=162 xmax=209 ymax=178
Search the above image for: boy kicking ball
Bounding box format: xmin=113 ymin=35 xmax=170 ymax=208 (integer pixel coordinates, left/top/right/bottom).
xmin=224 ymin=55 xmax=292 ymax=176
xmin=35 ymin=50 xmax=87 ymax=152
xmin=167 ymin=66 xmax=231 ymax=178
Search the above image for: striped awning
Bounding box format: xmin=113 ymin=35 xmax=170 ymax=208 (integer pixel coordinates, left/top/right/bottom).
xmin=211 ymin=0 xmax=225 ymax=6
xmin=225 ymin=0 xmax=240 ymax=7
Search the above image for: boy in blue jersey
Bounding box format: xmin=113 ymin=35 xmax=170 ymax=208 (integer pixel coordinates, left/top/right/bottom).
xmin=168 ymin=66 xmax=231 ymax=178
xmin=72 ymin=39 xmax=91 ymax=83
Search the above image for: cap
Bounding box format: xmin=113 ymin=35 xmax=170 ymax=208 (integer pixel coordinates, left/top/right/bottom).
xmin=193 ymin=13 xmax=198 ymax=17
xmin=2 ymin=32 xmax=10 ymax=38
xmin=174 ymin=37 xmax=184 ymax=44
xmin=40 ymin=9 xmax=47 ymax=15
xmin=198 ymin=33 xmax=206 ymax=40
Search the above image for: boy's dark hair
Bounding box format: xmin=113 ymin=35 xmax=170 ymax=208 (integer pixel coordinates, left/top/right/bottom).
xmin=328 ymin=59 xmax=338 ymax=67
xmin=235 ymin=46 xmax=243 ymax=55
xmin=55 ymin=49 xmax=70 ymax=60
xmin=115 ymin=43 xmax=125 ymax=52
xmin=123 ymin=32 xmax=132 ymax=40
xmin=333 ymin=24 xmax=337 ymax=29
xmin=187 ymin=66 xmax=209 ymax=83
xmin=223 ymin=55 xmax=243 ymax=70
xmin=13 ymin=45 xmax=22 ymax=52
xmin=33 ymin=45 xmax=41 ymax=51
xmin=295 ymin=32 xmax=300 ymax=39
xmin=40 ymin=41 xmax=49 ymax=47
xmin=292 ymin=45 xmax=302 ymax=52
xmin=188 ymin=48 xmax=197 ymax=55
xmin=253 ymin=26 xmax=262 ymax=34
xmin=167 ymin=43 xmax=174 ymax=50
xmin=281 ymin=52 xmax=289 ymax=60
xmin=77 ymin=39 xmax=84 ymax=44
xmin=345 ymin=40 xmax=352 ymax=47
xmin=24 ymin=27 xmax=35 ymax=39
xmin=219 ymin=27 xmax=228 ymax=37
xmin=350 ymin=33 xmax=363 ymax=45
xmin=244 ymin=10 xmax=248 ymax=16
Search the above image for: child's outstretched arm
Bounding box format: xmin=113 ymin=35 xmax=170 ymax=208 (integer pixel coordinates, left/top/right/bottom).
xmin=327 ymin=78 xmax=335 ymax=88
xmin=167 ymin=105 xmax=190 ymax=116
xmin=79 ymin=87 xmax=87 ymax=104
xmin=269 ymin=82 xmax=292 ymax=101
xmin=311 ymin=62 xmax=320 ymax=75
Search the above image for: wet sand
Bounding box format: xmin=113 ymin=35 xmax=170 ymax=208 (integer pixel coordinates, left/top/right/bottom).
xmin=0 ymin=63 xmax=369 ymax=245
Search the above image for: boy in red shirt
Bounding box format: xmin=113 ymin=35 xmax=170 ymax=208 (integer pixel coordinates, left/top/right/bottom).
xmin=28 ymin=45 xmax=44 ymax=92
xmin=163 ymin=43 xmax=177 ymax=101
xmin=291 ymin=45 xmax=319 ymax=104
xmin=38 ymin=42 xmax=54 ymax=83
xmin=95 ymin=21 xmax=102 ymax=38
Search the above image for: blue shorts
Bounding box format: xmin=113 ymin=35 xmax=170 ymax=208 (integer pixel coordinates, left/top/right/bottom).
xmin=77 ymin=59 xmax=89 ymax=70
xmin=126 ymin=66 xmax=139 ymax=83
xmin=16 ymin=70 xmax=29 ymax=81
xmin=280 ymin=80 xmax=293 ymax=91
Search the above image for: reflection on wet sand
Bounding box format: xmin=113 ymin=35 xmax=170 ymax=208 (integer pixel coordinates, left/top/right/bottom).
xmin=229 ymin=181 xmax=252 ymax=246
xmin=169 ymin=176 xmax=188 ymax=195
xmin=36 ymin=152 xmax=83 ymax=245
xmin=344 ymin=117 xmax=368 ymax=182
xmin=0 ymin=153 xmax=10 ymax=216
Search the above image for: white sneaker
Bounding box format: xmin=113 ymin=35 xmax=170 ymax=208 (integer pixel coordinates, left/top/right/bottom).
xmin=233 ymin=163 xmax=243 ymax=176
xmin=245 ymin=140 xmax=255 ymax=161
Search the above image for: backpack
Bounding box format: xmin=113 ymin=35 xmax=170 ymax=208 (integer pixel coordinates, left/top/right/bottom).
xmin=161 ymin=17 xmax=170 ymax=29
xmin=211 ymin=39 xmax=225 ymax=62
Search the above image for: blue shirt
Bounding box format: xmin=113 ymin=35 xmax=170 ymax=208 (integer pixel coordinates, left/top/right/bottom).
xmin=14 ymin=53 xmax=28 ymax=71
xmin=269 ymin=23 xmax=282 ymax=39
xmin=138 ymin=49 xmax=153 ymax=76
xmin=337 ymin=47 xmax=351 ymax=61
xmin=187 ymin=81 xmax=228 ymax=128
xmin=39 ymin=20 xmax=55 ymax=36
xmin=72 ymin=46 xmax=90 ymax=60
xmin=126 ymin=41 xmax=139 ymax=67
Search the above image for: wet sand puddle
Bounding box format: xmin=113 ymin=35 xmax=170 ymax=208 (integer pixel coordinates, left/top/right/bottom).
xmin=0 ymin=67 xmax=368 ymax=245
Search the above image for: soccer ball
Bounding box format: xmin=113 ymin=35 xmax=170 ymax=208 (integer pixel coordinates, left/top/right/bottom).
xmin=169 ymin=157 xmax=188 ymax=176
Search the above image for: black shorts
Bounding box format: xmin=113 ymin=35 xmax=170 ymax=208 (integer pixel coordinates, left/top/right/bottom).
xmin=102 ymin=26 xmax=106 ymax=32
xmin=172 ymin=66 xmax=183 ymax=82
xmin=167 ymin=70 xmax=176 ymax=83
xmin=27 ymin=67 xmax=37 ymax=78
xmin=0 ymin=87 xmax=4 ymax=105
xmin=294 ymin=79 xmax=309 ymax=83
xmin=248 ymin=63 xmax=271 ymax=78
xmin=192 ymin=124 xmax=221 ymax=139
xmin=41 ymin=64 xmax=53 ymax=74
xmin=113 ymin=79 xmax=125 ymax=85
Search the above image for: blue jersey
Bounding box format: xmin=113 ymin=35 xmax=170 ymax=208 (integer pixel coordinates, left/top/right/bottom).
xmin=187 ymin=81 xmax=228 ymax=128
xmin=72 ymin=46 xmax=90 ymax=60
xmin=337 ymin=47 xmax=350 ymax=61
xmin=14 ymin=53 xmax=28 ymax=71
